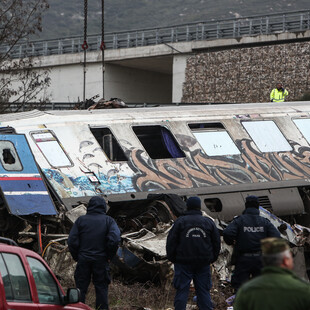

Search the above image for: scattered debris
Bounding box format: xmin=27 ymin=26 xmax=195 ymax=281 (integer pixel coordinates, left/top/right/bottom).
xmin=225 ymin=295 xmax=235 ymax=306
xmin=42 ymin=201 xmax=310 ymax=288
xmin=88 ymin=98 xmax=127 ymax=110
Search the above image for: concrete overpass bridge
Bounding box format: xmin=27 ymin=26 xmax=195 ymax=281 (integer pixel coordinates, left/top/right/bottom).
xmin=3 ymin=10 xmax=310 ymax=104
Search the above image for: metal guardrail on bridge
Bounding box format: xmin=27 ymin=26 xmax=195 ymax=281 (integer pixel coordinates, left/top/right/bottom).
xmin=1 ymin=10 xmax=310 ymax=59
xmin=0 ymin=102 xmax=230 ymax=113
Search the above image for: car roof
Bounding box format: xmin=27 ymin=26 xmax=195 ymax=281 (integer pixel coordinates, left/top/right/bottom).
xmin=0 ymin=242 xmax=42 ymax=259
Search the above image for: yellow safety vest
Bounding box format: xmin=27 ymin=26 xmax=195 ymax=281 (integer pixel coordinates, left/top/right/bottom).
xmin=270 ymin=88 xmax=288 ymax=102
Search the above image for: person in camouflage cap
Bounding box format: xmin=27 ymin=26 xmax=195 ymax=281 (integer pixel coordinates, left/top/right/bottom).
xmin=234 ymin=237 xmax=310 ymax=310
xmin=261 ymin=237 xmax=290 ymax=254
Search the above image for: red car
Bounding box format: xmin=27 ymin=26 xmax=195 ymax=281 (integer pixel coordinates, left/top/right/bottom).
xmin=0 ymin=237 xmax=91 ymax=310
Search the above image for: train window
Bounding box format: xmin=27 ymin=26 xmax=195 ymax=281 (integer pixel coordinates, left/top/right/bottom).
xmin=90 ymin=127 xmax=127 ymax=161
xmin=189 ymin=123 xmax=224 ymax=129
xmin=204 ymin=198 xmax=222 ymax=212
xmin=0 ymin=141 xmax=22 ymax=171
xmin=293 ymin=119 xmax=310 ymax=144
xmin=189 ymin=123 xmax=240 ymax=156
xmin=31 ymin=131 xmax=73 ymax=167
xmin=242 ymin=121 xmax=292 ymax=152
xmin=132 ymin=125 xmax=185 ymax=159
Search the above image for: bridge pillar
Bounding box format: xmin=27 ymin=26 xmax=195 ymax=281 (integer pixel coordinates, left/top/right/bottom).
xmin=173 ymin=54 xmax=189 ymax=103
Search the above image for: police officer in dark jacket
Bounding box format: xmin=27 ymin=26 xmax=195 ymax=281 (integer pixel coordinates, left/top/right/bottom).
xmin=166 ymin=196 xmax=221 ymax=310
xmin=223 ymin=195 xmax=280 ymax=291
xmin=68 ymin=196 xmax=121 ymax=310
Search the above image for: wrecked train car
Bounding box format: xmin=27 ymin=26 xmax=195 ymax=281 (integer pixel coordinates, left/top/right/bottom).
xmin=0 ymin=102 xmax=310 ymax=279
xmin=0 ymin=102 xmax=310 ymax=219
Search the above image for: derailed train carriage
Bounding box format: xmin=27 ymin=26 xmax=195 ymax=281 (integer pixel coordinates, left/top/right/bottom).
xmin=0 ymin=101 xmax=310 ymax=281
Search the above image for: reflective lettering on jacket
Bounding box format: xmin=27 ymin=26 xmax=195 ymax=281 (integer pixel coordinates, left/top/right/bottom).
xmin=243 ymin=226 xmax=264 ymax=233
xmin=186 ymin=227 xmax=207 ymax=238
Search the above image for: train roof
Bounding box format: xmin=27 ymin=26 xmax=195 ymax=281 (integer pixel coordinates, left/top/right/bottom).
xmin=0 ymin=101 xmax=310 ymax=127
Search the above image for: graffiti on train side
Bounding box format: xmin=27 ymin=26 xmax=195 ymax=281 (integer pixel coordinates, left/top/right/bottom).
xmin=41 ymin=136 xmax=310 ymax=198
xmin=43 ymin=168 xmax=135 ymax=198
xmin=129 ymin=138 xmax=310 ymax=192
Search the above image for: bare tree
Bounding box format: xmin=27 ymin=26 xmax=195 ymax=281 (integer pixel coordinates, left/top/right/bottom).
xmin=0 ymin=0 xmax=51 ymax=113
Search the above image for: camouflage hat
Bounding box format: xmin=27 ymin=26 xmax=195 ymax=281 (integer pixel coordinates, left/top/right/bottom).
xmin=261 ymin=237 xmax=290 ymax=255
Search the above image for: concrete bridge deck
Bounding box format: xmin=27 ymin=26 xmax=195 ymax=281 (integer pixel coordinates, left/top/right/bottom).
xmin=2 ymin=10 xmax=310 ymax=105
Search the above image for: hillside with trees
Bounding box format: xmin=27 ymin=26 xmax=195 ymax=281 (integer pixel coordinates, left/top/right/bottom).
xmin=39 ymin=0 xmax=310 ymax=40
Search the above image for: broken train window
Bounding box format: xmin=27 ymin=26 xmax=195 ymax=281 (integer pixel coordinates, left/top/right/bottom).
xmin=204 ymin=198 xmax=223 ymax=212
xmin=0 ymin=141 xmax=22 ymax=171
xmin=132 ymin=125 xmax=185 ymax=159
xmin=189 ymin=122 xmax=240 ymax=156
xmin=293 ymin=118 xmax=310 ymax=145
xmin=242 ymin=120 xmax=292 ymax=152
xmin=31 ymin=131 xmax=72 ymax=167
xmin=90 ymin=127 xmax=127 ymax=161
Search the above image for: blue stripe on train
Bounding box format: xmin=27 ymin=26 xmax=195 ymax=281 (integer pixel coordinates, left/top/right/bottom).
xmin=5 ymin=194 xmax=57 ymax=215
xmin=0 ymin=180 xmax=46 ymax=192
xmin=0 ymin=180 xmax=47 ymax=192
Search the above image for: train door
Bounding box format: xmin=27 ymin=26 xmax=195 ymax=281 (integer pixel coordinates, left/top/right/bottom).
xmin=0 ymin=134 xmax=56 ymax=216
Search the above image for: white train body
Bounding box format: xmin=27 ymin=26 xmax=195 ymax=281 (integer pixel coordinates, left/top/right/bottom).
xmin=1 ymin=101 xmax=310 ymax=221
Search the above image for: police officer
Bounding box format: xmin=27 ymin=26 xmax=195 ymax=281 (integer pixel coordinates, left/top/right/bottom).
xmin=270 ymin=83 xmax=288 ymax=102
xmin=166 ymin=196 xmax=221 ymax=310
xmin=223 ymin=195 xmax=280 ymax=291
xmin=68 ymin=196 xmax=121 ymax=310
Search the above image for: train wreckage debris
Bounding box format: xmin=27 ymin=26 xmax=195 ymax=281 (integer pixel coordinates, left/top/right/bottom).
xmin=0 ymin=102 xmax=310 ymax=284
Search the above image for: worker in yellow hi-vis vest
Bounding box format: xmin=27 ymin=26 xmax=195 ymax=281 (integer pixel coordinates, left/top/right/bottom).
xmin=270 ymin=83 xmax=288 ymax=102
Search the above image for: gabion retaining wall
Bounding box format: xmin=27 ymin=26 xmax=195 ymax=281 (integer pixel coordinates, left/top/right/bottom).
xmin=182 ymin=41 xmax=310 ymax=103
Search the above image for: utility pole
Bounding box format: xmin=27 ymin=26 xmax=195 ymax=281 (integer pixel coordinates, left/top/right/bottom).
xmin=82 ymin=0 xmax=88 ymax=107
xmin=101 ymin=0 xmax=105 ymax=99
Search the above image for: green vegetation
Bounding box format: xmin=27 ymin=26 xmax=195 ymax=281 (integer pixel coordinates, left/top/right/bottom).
xmin=39 ymin=0 xmax=310 ymax=40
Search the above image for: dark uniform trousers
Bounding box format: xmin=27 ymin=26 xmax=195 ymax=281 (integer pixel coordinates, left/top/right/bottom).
xmin=173 ymin=263 xmax=213 ymax=310
xmin=74 ymin=258 xmax=111 ymax=310
xmin=231 ymin=254 xmax=262 ymax=290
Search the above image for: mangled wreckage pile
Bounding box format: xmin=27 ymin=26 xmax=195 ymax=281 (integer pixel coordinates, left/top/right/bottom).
xmin=1 ymin=102 xmax=310 ymax=287
xmin=39 ymin=194 xmax=310 ymax=287
xmin=39 ymin=194 xmax=187 ymax=284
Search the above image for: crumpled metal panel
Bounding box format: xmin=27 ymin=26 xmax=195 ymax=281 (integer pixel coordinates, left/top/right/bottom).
xmin=65 ymin=204 xmax=87 ymax=223
xmin=123 ymin=227 xmax=170 ymax=258
xmin=259 ymin=207 xmax=297 ymax=245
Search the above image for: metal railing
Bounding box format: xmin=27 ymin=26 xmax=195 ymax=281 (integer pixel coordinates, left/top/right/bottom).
xmin=1 ymin=10 xmax=310 ymax=59
xmin=0 ymin=102 xmax=77 ymax=112
xmin=0 ymin=101 xmax=231 ymax=113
